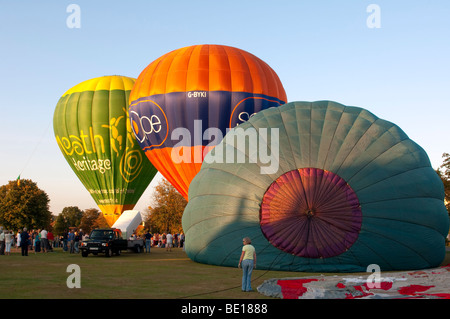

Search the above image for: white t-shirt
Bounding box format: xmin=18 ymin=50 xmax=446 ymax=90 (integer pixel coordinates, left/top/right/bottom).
xmin=166 ymin=233 xmax=173 ymax=243
xmin=40 ymin=230 xmax=48 ymax=239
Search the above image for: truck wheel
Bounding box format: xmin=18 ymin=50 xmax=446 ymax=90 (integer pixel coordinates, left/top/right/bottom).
xmin=82 ymin=251 xmax=88 ymax=257
xmin=106 ymin=248 xmax=113 ymax=257
xmin=135 ymin=245 xmax=141 ymax=253
xmin=115 ymin=250 xmax=121 ymax=256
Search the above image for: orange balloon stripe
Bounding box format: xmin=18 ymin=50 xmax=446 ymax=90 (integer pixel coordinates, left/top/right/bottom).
xmin=144 ymin=146 xmax=211 ymax=199
xmin=130 ymin=44 xmax=287 ymax=103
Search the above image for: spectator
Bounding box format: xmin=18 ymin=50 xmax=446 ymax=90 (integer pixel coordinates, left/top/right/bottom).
xmin=144 ymin=231 xmax=152 ymax=253
xmin=68 ymin=229 xmax=75 ymax=253
xmin=74 ymin=232 xmax=81 ymax=253
xmin=47 ymin=231 xmax=54 ymax=251
xmin=5 ymin=231 xmax=14 ymax=255
xmin=166 ymin=232 xmax=173 ymax=252
xmin=40 ymin=228 xmax=48 ymax=253
xmin=20 ymin=228 xmax=30 ymax=256
xmin=34 ymin=230 xmax=41 ymax=253
xmin=238 ymin=237 xmax=257 ymax=292
xmin=0 ymin=230 xmax=5 ymax=255
xmin=63 ymin=230 xmax=68 ymax=252
xmin=16 ymin=230 xmax=21 ymax=250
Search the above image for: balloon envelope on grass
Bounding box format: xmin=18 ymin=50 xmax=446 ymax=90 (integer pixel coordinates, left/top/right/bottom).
xmin=182 ymin=100 xmax=449 ymax=272
xmin=128 ymin=44 xmax=287 ymax=199
xmin=53 ymin=75 xmax=158 ymax=226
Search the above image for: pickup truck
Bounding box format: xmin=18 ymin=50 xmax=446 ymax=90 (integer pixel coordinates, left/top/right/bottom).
xmin=81 ymin=228 xmax=143 ymax=257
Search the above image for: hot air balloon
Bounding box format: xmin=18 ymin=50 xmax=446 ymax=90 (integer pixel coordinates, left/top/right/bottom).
xmin=182 ymin=100 xmax=449 ymax=272
xmin=53 ymin=75 xmax=158 ymax=226
xmin=129 ymin=44 xmax=287 ymax=199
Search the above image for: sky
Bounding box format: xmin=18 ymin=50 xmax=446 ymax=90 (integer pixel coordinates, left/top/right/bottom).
xmin=0 ymin=1 xmax=449 ymax=215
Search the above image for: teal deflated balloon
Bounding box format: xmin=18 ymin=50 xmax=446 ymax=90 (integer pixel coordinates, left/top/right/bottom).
xmin=182 ymin=100 xmax=449 ymax=272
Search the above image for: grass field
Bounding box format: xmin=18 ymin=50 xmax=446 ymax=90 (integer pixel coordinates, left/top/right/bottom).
xmin=1 ymin=246 xmax=449 ymax=299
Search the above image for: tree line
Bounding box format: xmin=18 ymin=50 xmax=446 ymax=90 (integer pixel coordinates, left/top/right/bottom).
xmin=0 ymin=178 xmax=186 ymax=236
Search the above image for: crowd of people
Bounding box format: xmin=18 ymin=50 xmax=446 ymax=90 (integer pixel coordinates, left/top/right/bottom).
xmin=143 ymin=232 xmax=185 ymax=252
xmin=0 ymin=227 xmax=185 ymax=256
xmin=0 ymin=227 xmax=62 ymax=256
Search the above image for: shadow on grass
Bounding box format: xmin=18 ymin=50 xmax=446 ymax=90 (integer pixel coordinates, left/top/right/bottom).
xmin=0 ymin=246 xmax=449 ymax=299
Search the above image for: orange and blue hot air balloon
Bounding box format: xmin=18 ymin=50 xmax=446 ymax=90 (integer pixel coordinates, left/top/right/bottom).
xmin=129 ymin=44 xmax=287 ymax=199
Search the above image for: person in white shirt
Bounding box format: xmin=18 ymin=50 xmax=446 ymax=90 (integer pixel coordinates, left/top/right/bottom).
xmin=40 ymin=229 xmax=48 ymax=253
xmin=239 ymin=237 xmax=257 ymax=292
xmin=5 ymin=231 xmax=14 ymax=255
xmin=166 ymin=232 xmax=173 ymax=252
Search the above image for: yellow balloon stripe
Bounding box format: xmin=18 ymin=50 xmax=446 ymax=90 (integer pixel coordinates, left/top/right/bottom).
xmin=62 ymin=75 xmax=135 ymax=96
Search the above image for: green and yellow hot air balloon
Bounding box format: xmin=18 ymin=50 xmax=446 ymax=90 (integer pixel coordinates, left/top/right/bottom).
xmin=53 ymin=75 xmax=158 ymax=226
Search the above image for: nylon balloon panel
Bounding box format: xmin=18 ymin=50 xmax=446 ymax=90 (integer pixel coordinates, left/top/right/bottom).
xmin=129 ymin=44 xmax=287 ymax=199
xmin=53 ymin=76 xmax=158 ymax=226
xmin=182 ymin=100 xmax=449 ymax=272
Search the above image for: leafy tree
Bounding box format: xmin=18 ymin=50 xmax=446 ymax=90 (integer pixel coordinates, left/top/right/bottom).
xmin=78 ymin=208 xmax=108 ymax=234
xmin=437 ymin=152 xmax=450 ymax=214
xmin=53 ymin=206 xmax=83 ymax=235
xmin=93 ymin=212 xmax=110 ymax=229
xmin=0 ymin=179 xmax=51 ymax=230
xmin=145 ymin=178 xmax=187 ymax=233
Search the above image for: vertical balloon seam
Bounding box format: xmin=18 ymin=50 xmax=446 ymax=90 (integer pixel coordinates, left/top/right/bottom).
xmin=91 ymin=82 xmax=108 ymax=208
xmin=344 ymin=139 xmax=409 ymax=188
xmin=326 ymin=105 xmax=365 ymax=174
xmin=318 ymin=102 xmax=346 ymax=170
xmin=72 ymin=91 xmax=94 ymax=192
xmin=279 ymin=103 xmax=304 ymax=170
xmin=322 ymin=104 xmax=356 ymax=170
xmin=119 ymin=83 xmax=129 ymax=203
xmin=95 ymin=87 xmax=114 ymax=206
xmin=105 ymin=80 xmax=117 ymax=206
xmin=333 ymin=117 xmax=381 ymax=178
xmin=178 ymin=47 xmax=201 ymax=197
xmin=75 ymin=91 xmax=100 ymax=198
xmin=86 ymin=88 xmax=104 ymax=208
xmin=232 ymin=46 xmax=254 ymax=94
xmin=101 ymin=81 xmax=115 ymax=206
xmin=121 ymin=82 xmax=140 ymax=204
xmin=334 ymin=118 xmax=395 ymax=179
xmin=274 ymin=104 xmax=296 ymax=171
xmin=165 ymin=49 xmax=179 ymax=94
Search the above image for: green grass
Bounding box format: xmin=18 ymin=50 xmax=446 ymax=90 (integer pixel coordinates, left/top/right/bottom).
xmin=1 ymin=247 xmax=449 ymax=299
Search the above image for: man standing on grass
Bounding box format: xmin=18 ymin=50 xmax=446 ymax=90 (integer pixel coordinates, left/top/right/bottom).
xmin=20 ymin=228 xmax=30 ymax=256
xmin=68 ymin=229 xmax=75 ymax=253
xmin=0 ymin=230 xmax=5 ymax=255
xmin=144 ymin=230 xmax=152 ymax=253
xmin=166 ymin=232 xmax=173 ymax=252
xmin=40 ymin=228 xmax=48 ymax=253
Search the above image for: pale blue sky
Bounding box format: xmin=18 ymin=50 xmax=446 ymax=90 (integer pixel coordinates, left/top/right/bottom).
xmin=1 ymin=1 xmax=449 ymax=214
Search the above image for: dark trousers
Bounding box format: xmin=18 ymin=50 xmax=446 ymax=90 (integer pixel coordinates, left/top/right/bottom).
xmin=21 ymin=244 xmax=28 ymax=256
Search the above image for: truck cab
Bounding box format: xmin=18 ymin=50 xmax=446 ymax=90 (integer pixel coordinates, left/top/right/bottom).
xmin=80 ymin=228 xmax=127 ymax=257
